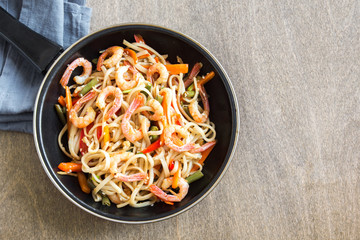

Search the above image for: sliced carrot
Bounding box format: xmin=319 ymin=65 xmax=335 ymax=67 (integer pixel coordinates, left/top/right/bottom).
xmin=124 ymin=48 xmax=138 ymax=64
xmin=141 ymin=64 xmax=151 ymax=69
xmin=165 ymin=64 xmax=189 ymax=75
xmin=58 ymin=162 xmax=82 ymax=173
xmin=160 ymin=90 xmax=170 ymax=144
xmin=65 ymin=86 xmax=72 ymax=137
xmin=154 ymin=56 xmax=159 ymax=63
xmin=172 ymin=167 xmax=181 ymax=189
xmin=77 ymin=171 xmax=91 ymax=194
xmin=138 ymin=53 xmax=150 ymax=59
xmin=164 ymin=201 xmax=174 ymax=205
xmin=65 ymin=86 xmax=72 ymax=113
xmin=198 ymin=71 xmax=215 ymax=86
xmin=191 ymin=143 xmax=216 ymax=172
xmin=103 ymin=125 xmax=110 ymax=148
xmin=58 ymin=95 xmax=66 ymax=107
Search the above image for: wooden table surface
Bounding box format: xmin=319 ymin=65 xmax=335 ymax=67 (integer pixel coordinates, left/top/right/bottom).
xmin=1 ymin=1 xmax=359 ymax=239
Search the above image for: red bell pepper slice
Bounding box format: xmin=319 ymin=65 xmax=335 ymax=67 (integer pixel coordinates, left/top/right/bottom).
xmin=142 ymin=139 xmax=163 ymax=154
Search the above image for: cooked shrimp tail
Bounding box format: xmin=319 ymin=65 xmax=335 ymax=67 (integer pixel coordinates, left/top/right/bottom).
xmin=147 ymin=63 xmax=169 ymax=84
xmin=189 ymin=84 xmax=210 ymax=123
xmin=96 ymin=86 xmax=123 ymax=121
xmin=60 ymin=57 xmax=92 ymax=87
xmin=113 ymin=172 xmax=147 ymax=182
xmin=149 ymin=177 xmax=189 ymax=202
xmin=69 ymin=91 xmax=97 ymax=128
xmin=121 ymin=94 xmax=146 ymax=143
xmin=97 ymin=46 xmax=124 ymax=71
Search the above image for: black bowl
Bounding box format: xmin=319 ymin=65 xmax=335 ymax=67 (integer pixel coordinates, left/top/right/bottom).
xmin=33 ymin=24 xmax=239 ymax=223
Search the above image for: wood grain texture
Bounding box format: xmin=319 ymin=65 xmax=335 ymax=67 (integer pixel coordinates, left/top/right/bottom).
xmin=0 ymin=0 xmax=359 ymax=239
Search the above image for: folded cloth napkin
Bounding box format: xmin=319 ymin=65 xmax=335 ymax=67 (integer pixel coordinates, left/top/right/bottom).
xmin=0 ymin=0 xmax=91 ymax=133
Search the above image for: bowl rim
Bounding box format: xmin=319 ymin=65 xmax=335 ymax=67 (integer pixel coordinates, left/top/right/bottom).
xmin=33 ymin=23 xmax=240 ymax=224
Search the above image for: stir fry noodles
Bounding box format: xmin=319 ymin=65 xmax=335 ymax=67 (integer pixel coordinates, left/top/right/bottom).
xmin=56 ymin=34 xmax=216 ymax=208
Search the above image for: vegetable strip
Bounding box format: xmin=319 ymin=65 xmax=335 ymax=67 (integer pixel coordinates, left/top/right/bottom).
xmin=186 ymin=171 xmax=204 ymax=184
xmin=191 ymin=143 xmax=216 ymax=172
xmin=165 ymin=64 xmax=189 ymax=74
xmin=58 ymin=162 xmax=82 ymax=173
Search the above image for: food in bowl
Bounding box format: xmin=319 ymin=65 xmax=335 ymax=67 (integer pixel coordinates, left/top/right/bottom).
xmin=55 ymin=34 xmax=217 ymax=208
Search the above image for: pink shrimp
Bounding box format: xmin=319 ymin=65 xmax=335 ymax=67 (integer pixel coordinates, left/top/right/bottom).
xmin=149 ymin=177 xmax=189 ymax=202
xmin=109 ymin=152 xmax=134 ymax=174
xmin=96 ymin=86 xmax=123 ymax=121
xmin=143 ymin=99 xmax=164 ymax=121
xmin=96 ymin=46 xmax=124 ymax=71
xmin=121 ymin=94 xmax=145 ymax=143
xmin=109 ymin=152 xmax=147 ymax=182
xmin=191 ymin=140 xmax=217 ymax=153
xmin=163 ymin=125 xmax=195 ymax=152
xmin=115 ymin=64 xmax=143 ymax=91
xmin=69 ymin=91 xmax=97 ymax=128
xmin=188 ymin=84 xmax=210 ymax=123
xmin=113 ymin=172 xmax=147 ymax=182
xmin=146 ymin=63 xmax=169 ymax=84
xmin=60 ymin=57 xmax=92 ymax=87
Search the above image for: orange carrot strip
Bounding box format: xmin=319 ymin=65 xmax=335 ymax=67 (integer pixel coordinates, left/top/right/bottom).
xmin=58 ymin=95 xmax=66 ymax=107
xmin=124 ymin=48 xmax=138 ymax=64
xmin=191 ymin=143 xmax=216 ymax=172
xmin=165 ymin=64 xmax=189 ymax=75
xmin=141 ymin=64 xmax=151 ymax=69
xmin=138 ymin=53 xmax=150 ymax=59
xmin=172 ymin=167 xmax=181 ymax=189
xmin=198 ymin=71 xmax=215 ymax=86
xmin=160 ymin=90 xmax=170 ymax=144
xmin=77 ymin=171 xmax=91 ymax=194
xmin=65 ymin=86 xmax=73 ymax=137
xmin=58 ymin=162 xmax=82 ymax=173
xmin=103 ymin=125 xmax=110 ymax=148
xmin=65 ymin=86 xmax=72 ymax=113
xmin=154 ymin=56 xmax=159 ymax=63
xmin=164 ymin=201 xmax=174 ymax=205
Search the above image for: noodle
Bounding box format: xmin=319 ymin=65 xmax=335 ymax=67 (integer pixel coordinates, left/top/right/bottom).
xmin=57 ymin=35 xmax=216 ymax=208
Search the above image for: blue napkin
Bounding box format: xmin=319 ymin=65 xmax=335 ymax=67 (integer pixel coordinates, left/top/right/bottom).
xmin=0 ymin=0 xmax=91 ymax=133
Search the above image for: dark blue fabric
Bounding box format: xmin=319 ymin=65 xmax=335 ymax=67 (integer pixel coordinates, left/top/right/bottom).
xmin=0 ymin=0 xmax=91 ymax=133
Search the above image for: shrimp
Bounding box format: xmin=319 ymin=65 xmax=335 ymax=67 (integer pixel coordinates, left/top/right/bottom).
xmin=60 ymin=57 xmax=92 ymax=87
xmin=188 ymin=84 xmax=210 ymax=123
xmin=121 ymin=94 xmax=145 ymax=143
xmin=147 ymin=63 xmax=169 ymax=84
xmin=143 ymin=99 xmax=164 ymax=121
xmin=109 ymin=152 xmax=134 ymax=175
xmin=96 ymin=46 xmax=124 ymax=71
xmin=149 ymin=177 xmax=189 ymax=202
xmin=163 ymin=125 xmax=195 ymax=152
xmin=96 ymin=86 xmax=123 ymax=121
xmin=191 ymin=140 xmax=217 ymax=153
xmin=109 ymin=152 xmax=147 ymax=182
xmin=115 ymin=64 xmax=143 ymax=91
xmin=69 ymin=91 xmax=97 ymax=128
xmin=114 ymin=172 xmax=147 ymax=182
xmin=107 ymin=193 xmax=122 ymax=204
